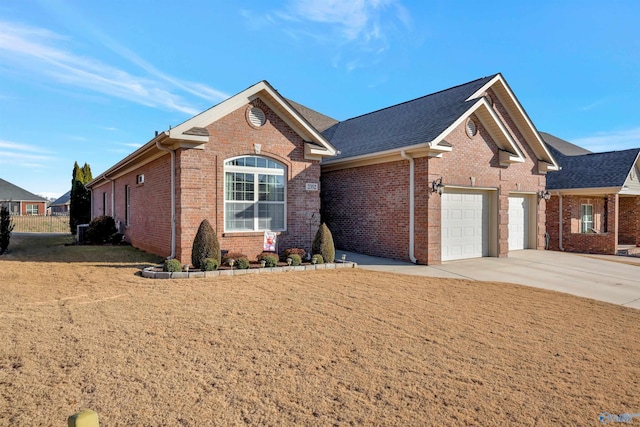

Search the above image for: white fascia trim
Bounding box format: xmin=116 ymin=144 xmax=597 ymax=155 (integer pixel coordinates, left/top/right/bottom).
xmin=169 ymin=81 xmax=336 ymax=158
xmin=550 ymin=187 xmax=622 ymax=196
xmin=430 ymin=98 xmax=525 ymax=164
xmin=468 ymin=74 xmax=560 ymax=172
xmin=321 ymin=141 xmax=448 ymax=167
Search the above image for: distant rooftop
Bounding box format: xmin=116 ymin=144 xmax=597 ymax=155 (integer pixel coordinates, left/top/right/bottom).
xmin=0 ymin=178 xmax=48 ymax=202
xmin=540 ymin=132 xmax=592 ymax=156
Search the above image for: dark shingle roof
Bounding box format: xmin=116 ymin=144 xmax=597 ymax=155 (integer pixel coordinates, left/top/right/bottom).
xmin=321 ymin=75 xmax=497 ymax=160
xmin=540 ymin=132 xmax=592 ymax=156
xmin=51 ymin=190 xmax=71 ymax=206
xmin=286 ymin=99 xmax=339 ymax=132
xmin=0 ymin=178 xmax=48 ymax=202
xmin=546 ymin=147 xmax=640 ymax=190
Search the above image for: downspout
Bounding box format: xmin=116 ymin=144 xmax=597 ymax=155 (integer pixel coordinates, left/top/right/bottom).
xmin=156 ymin=139 xmax=176 ymax=259
xmin=558 ymin=194 xmax=564 ymax=251
xmin=400 ymin=151 xmax=418 ymax=263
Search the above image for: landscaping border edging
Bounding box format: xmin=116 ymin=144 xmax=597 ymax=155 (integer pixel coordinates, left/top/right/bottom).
xmin=141 ymin=261 xmax=357 ymax=279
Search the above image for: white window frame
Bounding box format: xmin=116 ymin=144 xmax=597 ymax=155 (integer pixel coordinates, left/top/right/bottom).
xmin=26 ymin=204 xmax=39 ymax=215
xmin=224 ymin=156 xmax=286 ymax=232
xmin=580 ymin=204 xmax=593 ymax=233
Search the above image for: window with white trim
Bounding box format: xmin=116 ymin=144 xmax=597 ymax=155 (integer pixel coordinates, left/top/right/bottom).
xmin=26 ymin=204 xmax=39 ymax=215
xmin=580 ymin=204 xmax=593 ymax=233
xmin=125 ymin=185 xmax=131 ymax=226
xmin=224 ymin=156 xmax=286 ymax=232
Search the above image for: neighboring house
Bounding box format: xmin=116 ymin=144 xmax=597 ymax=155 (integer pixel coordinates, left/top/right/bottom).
xmin=0 ymin=178 xmax=47 ymax=216
xmin=86 ymin=81 xmax=337 ymax=262
xmin=50 ymin=191 xmax=71 ymax=215
xmin=542 ymin=132 xmax=640 ymax=255
xmin=320 ymin=73 xmax=559 ymax=264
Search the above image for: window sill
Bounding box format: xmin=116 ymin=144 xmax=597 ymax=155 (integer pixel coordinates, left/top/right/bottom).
xmin=223 ymin=231 xmax=286 ymax=238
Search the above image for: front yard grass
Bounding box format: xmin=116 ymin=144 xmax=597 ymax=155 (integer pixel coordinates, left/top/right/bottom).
xmin=1 ymin=234 xmax=638 ymax=425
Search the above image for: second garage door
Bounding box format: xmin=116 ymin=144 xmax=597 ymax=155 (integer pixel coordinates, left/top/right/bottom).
xmin=508 ymin=195 xmax=530 ymax=250
xmin=441 ymin=191 xmax=489 ymax=261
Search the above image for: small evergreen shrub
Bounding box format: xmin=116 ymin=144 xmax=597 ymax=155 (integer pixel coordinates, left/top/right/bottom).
xmin=0 ymin=207 xmax=15 ymax=255
xmin=223 ymin=252 xmax=249 ymax=269
xmin=283 ymin=247 xmax=306 ymax=261
xmin=201 ymin=258 xmax=219 ymax=271
xmin=311 ymin=254 xmax=324 ymax=264
xmin=110 ymin=233 xmax=124 ymax=245
xmin=163 ymin=259 xmax=182 ymax=272
xmin=191 ymin=219 xmax=221 ymax=269
xmin=85 ymin=215 xmax=117 ymax=244
xmin=257 ymin=252 xmax=278 ymax=267
xmin=312 ymin=223 xmax=335 ymax=263
xmin=287 ymin=254 xmax=302 ymax=266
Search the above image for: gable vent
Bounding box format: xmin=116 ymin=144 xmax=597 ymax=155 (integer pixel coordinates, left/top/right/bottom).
xmin=248 ymin=107 xmax=266 ymax=127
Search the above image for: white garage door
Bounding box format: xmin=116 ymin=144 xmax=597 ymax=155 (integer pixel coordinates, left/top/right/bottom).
xmin=508 ymin=196 xmax=529 ymax=251
xmin=441 ymin=192 xmax=489 ymax=261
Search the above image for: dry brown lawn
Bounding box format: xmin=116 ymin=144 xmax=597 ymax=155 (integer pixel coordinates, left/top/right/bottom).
xmin=1 ymin=235 xmax=639 ymax=426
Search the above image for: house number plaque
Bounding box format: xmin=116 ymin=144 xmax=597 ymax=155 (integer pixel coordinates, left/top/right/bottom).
xmin=305 ymin=183 xmax=318 ymax=191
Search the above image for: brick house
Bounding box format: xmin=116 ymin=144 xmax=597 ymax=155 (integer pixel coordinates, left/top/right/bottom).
xmin=0 ymin=177 xmax=47 ymax=215
xmin=542 ymin=132 xmax=640 ymax=255
xmin=49 ymin=190 xmax=71 ymax=215
xmin=320 ymin=73 xmax=559 ymax=264
xmin=86 ymin=81 xmax=336 ymax=263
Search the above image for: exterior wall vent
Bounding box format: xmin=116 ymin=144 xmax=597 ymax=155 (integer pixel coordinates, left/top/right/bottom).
xmin=247 ymin=107 xmax=266 ymax=128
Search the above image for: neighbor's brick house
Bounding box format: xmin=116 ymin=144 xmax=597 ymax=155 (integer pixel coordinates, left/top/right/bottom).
xmin=86 ymin=82 xmax=336 ymax=263
xmin=542 ymin=133 xmax=640 ymax=255
xmin=0 ymin=177 xmax=47 ymax=216
xmin=320 ymin=74 xmax=559 ymax=264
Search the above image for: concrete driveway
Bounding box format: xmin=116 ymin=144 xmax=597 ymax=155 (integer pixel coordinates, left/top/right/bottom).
xmin=339 ymin=249 xmax=640 ymax=309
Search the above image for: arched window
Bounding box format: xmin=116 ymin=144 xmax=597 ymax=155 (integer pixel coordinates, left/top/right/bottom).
xmin=224 ymin=156 xmax=286 ymax=232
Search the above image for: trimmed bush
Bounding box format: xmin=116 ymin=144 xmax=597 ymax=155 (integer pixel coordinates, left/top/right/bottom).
xmin=257 ymin=252 xmax=278 ymax=267
xmin=283 ymin=247 xmax=306 ymax=261
xmin=311 ymin=254 xmax=324 ymax=264
xmin=0 ymin=207 xmax=15 ymax=255
xmin=201 ymin=258 xmax=219 ymax=271
xmin=110 ymin=233 xmax=124 ymax=245
xmin=223 ymin=252 xmax=249 ymax=269
xmin=191 ymin=219 xmax=221 ymax=270
xmin=312 ymin=223 xmax=335 ymax=263
xmin=163 ymin=259 xmax=182 ymax=272
xmin=287 ymin=254 xmax=302 ymax=266
xmin=85 ymin=215 xmax=117 ymax=244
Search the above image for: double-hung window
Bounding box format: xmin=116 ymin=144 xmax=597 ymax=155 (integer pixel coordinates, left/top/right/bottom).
xmin=26 ymin=204 xmax=39 ymax=215
xmin=580 ymin=204 xmax=593 ymax=233
xmin=224 ymin=156 xmax=286 ymax=232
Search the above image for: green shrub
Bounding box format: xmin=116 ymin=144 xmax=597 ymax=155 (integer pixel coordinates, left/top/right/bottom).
xmin=163 ymin=259 xmax=182 ymax=272
xmin=201 ymin=258 xmax=219 ymax=271
xmin=85 ymin=215 xmax=117 ymax=244
xmin=283 ymin=247 xmax=306 ymax=261
xmin=287 ymin=254 xmax=302 ymax=266
xmin=191 ymin=219 xmax=221 ymax=269
xmin=0 ymin=207 xmax=15 ymax=255
xmin=223 ymin=252 xmax=249 ymax=269
xmin=311 ymin=254 xmax=324 ymax=264
xmin=312 ymin=223 xmax=335 ymax=263
xmin=110 ymin=233 xmax=124 ymax=245
xmin=257 ymin=252 xmax=278 ymax=267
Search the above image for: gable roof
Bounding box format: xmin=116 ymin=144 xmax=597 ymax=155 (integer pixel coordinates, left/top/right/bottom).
xmin=51 ymin=190 xmax=71 ymax=206
xmin=540 ymin=132 xmax=592 ymax=156
xmin=321 ymin=73 xmax=559 ymax=173
xmin=88 ymin=80 xmax=337 ymax=188
xmin=546 ymin=146 xmax=640 ymax=192
xmin=0 ymin=178 xmax=47 ymax=202
xmin=286 ymin=99 xmax=339 ymax=132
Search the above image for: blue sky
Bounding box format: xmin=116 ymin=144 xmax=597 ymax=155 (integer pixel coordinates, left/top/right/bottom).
xmin=1 ymin=0 xmax=639 ymax=199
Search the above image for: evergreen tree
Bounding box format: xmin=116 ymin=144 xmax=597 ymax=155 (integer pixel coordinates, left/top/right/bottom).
xmin=312 ymin=223 xmax=335 ymax=263
xmin=69 ymin=162 xmax=93 ymax=234
xmin=0 ymin=207 xmax=15 ymax=255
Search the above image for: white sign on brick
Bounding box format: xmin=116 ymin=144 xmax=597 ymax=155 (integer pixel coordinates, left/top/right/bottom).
xmin=306 ymin=183 xmax=319 ymax=191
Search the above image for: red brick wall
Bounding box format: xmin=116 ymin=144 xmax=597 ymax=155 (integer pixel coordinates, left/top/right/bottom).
xmin=547 ymin=195 xmax=618 ymax=254
xmin=174 ymin=99 xmax=321 ymax=264
xmin=91 ymin=155 xmax=173 ymax=257
xmin=20 ymin=201 xmax=46 ymax=215
xmin=91 ymin=99 xmax=321 ymax=263
xmin=619 ymin=196 xmax=639 ymax=245
xmin=322 ymin=91 xmax=547 ymax=265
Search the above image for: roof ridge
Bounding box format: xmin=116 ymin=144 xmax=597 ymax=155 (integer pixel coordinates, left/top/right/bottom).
xmin=336 ymin=74 xmax=498 ymax=124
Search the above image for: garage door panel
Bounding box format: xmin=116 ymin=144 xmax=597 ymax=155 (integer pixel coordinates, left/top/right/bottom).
xmin=508 ymin=196 xmax=529 ymax=251
xmin=441 ymin=192 xmax=489 ymax=261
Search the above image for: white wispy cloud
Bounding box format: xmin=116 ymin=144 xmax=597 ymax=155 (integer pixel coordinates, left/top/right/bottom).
xmin=572 ymin=127 xmax=640 ymax=152
xmin=0 ymin=139 xmax=57 ymax=169
xmin=0 ymin=20 xmax=228 ymax=115
xmin=244 ymin=0 xmax=412 ymax=71
xmin=0 ymin=140 xmax=50 ymax=153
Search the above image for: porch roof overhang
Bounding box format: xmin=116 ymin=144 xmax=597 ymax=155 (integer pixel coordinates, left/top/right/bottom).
xmin=549 ymin=186 xmax=640 ymax=196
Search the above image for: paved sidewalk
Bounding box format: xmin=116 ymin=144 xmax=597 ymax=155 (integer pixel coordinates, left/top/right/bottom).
xmin=339 ymin=249 xmax=640 ymax=309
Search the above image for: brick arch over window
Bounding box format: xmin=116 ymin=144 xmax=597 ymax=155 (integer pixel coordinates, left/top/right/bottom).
xmin=223 ymin=155 xmax=286 ymax=232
